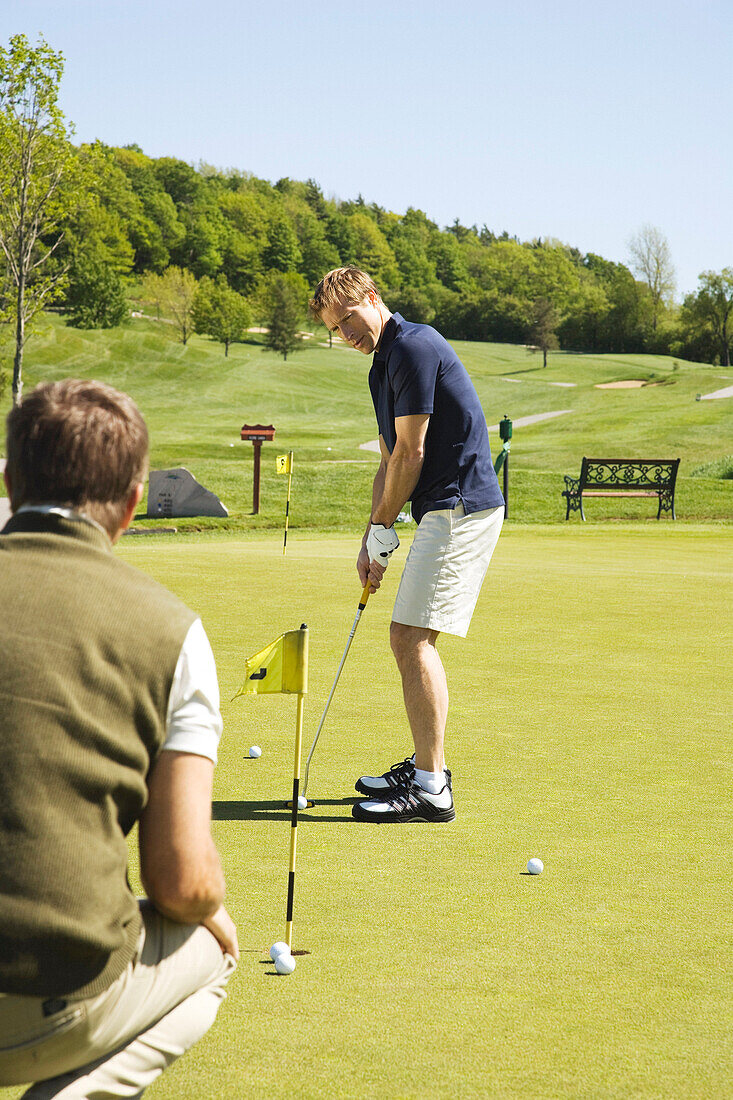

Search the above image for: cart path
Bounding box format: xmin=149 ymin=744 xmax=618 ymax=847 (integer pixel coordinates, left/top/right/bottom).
xmin=359 ymin=409 xmax=573 ymax=453
xmin=699 ymin=384 xmax=733 ymax=400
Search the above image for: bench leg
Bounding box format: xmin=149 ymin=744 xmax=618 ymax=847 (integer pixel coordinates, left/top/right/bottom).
xmin=658 ymin=489 xmax=676 ymax=520
xmin=562 ymin=489 xmax=582 ymax=520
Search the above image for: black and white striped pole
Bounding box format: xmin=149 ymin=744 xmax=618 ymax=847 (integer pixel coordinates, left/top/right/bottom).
xmin=285 ymin=623 xmax=308 ymax=952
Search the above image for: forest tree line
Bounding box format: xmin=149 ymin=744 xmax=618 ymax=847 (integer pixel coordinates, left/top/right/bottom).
xmin=1 ymin=34 xmax=731 ymax=404
xmin=46 ymin=142 xmax=732 ymax=361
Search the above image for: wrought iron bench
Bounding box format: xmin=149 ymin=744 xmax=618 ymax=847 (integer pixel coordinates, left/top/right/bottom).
xmin=562 ymin=458 xmax=680 ymax=520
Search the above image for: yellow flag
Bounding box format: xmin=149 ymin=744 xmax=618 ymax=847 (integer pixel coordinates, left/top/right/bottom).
xmin=276 ymin=453 xmax=292 ymax=475
xmin=233 ymin=628 xmax=308 ymax=697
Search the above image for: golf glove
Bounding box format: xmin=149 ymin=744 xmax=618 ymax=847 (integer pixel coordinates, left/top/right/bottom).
xmin=367 ymin=523 xmax=400 ymax=566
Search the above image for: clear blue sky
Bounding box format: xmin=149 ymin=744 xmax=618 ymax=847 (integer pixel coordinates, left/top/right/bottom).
xmin=8 ymin=0 xmax=732 ymax=297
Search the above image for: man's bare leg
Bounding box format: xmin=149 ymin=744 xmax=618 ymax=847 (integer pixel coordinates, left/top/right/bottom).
xmin=389 ymin=622 xmax=447 ymax=774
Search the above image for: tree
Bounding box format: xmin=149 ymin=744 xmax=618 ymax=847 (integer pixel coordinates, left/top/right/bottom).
xmin=66 ymin=250 xmax=128 ymax=328
xmin=263 ymin=212 xmax=302 ymax=273
xmin=527 ymin=298 xmax=560 ymax=367
xmin=139 ymin=270 xmax=165 ymax=320
xmin=0 ymin=34 xmax=79 ymax=403
xmin=628 ymin=224 xmax=675 ymax=332
xmin=679 ymin=268 xmax=733 ymax=366
xmin=113 ymin=146 xmax=185 ymax=272
xmin=427 ymin=231 xmax=470 ymax=294
xmin=218 ymin=188 xmax=269 ymax=293
xmin=348 ymin=211 xmax=399 ymax=290
xmin=568 ymin=254 xmax=647 ymax=352
xmin=145 ymin=266 xmax=197 ymax=344
xmin=193 ymin=274 xmax=250 ymax=355
xmin=261 ymin=273 xmax=306 ymax=361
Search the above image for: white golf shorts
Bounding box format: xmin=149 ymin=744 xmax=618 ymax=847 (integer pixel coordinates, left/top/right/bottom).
xmin=392 ymin=503 xmax=503 ymax=637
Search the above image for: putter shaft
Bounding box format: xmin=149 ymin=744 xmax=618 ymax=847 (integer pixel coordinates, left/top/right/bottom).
xmin=301 ymin=584 xmax=370 ymax=797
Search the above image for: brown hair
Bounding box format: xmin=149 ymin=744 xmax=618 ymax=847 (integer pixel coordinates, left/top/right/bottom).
xmin=5 ymin=379 xmax=149 ymax=536
xmin=309 ymin=267 xmax=383 ymax=320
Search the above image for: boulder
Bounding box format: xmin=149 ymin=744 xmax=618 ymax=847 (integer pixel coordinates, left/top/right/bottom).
xmin=147 ymin=468 xmax=228 ymax=518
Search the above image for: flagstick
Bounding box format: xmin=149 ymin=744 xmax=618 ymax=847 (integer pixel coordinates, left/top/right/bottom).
xmin=283 ymin=451 xmax=294 ymax=556
xmin=285 ymin=690 xmax=305 ymax=950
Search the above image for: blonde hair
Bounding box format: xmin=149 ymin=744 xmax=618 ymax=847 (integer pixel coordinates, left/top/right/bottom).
xmin=309 ymin=267 xmax=383 ymax=320
xmin=6 ymin=379 xmax=149 ymax=537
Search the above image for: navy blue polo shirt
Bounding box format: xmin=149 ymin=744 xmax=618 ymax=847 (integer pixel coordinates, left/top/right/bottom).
xmin=369 ymin=313 xmax=504 ymax=524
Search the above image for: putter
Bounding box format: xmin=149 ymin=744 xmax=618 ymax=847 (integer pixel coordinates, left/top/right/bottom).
xmin=285 ymin=582 xmax=371 ymax=809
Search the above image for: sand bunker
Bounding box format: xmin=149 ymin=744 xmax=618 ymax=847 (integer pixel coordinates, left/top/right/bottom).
xmin=595 ymin=380 xmax=646 ymax=389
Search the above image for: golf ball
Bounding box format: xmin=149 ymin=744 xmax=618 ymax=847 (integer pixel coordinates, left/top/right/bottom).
xmin=274 ymin=952 xmax=296 ymax=975
xmin=269 ymin=941 xmax=290 ymax=961
xmin=249 ymin=746 xmax=262 ymax=758
xmin=527 ymin=858 xmax=544 ymax=875
xmin=297 ymin=795 xmax=308 ymax=810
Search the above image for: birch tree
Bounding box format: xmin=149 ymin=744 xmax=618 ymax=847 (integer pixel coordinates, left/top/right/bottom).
xmin=628 ymin=224 xmax=676 ymax=333
xmin=0 ymin=34 xmax=78 ymax=403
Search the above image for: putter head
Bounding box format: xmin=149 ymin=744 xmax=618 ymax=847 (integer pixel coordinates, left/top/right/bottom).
xmin=284 ymin=799 xmax=314 ymax=809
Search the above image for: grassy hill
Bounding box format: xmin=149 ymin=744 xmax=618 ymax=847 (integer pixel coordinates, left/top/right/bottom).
xmin=2 ymin=313 xmax=731 ymax=529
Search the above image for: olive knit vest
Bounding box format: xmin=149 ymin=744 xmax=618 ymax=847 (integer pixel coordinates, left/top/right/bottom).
xmin=0 ymin=512 xmax=196 ymax=997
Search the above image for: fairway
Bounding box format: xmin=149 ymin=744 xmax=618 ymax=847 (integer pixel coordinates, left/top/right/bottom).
xmin=3 ymin=526 xmax=727 ymax=1099
xmin=5 ymin=315 xmax=732 ymax=531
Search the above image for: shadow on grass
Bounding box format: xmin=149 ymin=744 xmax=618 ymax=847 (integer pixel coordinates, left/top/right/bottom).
xmin=499 ymin=365 xmax=546 ymax=376
xmin=212 ymin=797 xmax=358 ymax=823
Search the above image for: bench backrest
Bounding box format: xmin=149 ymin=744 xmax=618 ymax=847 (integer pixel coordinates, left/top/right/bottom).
xmin=580 ymin=458 xmax=680 ymax=489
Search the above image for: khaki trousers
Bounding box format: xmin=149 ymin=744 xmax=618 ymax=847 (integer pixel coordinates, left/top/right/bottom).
xmin=0 ymin=902 xmax=236 ymax=1098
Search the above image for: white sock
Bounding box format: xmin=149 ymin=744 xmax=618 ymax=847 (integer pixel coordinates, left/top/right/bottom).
xmin=414 ymin=768 xmax=446 ymax=795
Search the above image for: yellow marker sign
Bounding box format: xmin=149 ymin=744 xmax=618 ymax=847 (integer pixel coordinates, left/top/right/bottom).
xmin=276 ymin=451 xmax=294 ymax=554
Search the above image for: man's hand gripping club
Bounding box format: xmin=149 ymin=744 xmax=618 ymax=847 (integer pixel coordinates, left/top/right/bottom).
xmin=358 ymin=522 xmax=400 ymax=591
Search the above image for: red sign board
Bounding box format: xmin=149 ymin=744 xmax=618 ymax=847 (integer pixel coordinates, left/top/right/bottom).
xmin=240 ymin=423 xmax=275 ymax=442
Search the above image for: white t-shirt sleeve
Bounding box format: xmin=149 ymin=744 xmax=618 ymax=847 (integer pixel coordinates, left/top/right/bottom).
xmin=163 ymin=618 xmax=223 ymax=764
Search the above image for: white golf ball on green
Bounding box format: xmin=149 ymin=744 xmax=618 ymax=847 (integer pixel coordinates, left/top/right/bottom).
xmin=249 ymin=746 xmax=261 ymax=758
xmin=269 ymin=941 xmax=289 ymax=961
xmin=297 ymin=795 xmax=308 ymax=810
xmin=527 ymin=857 xmax=544 ymax=875
xmin=274 ymin=952 xmax=296 ymax=974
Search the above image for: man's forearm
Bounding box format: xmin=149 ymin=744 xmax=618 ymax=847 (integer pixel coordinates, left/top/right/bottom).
xmin=363 ymin=461 xmax=387 ymax=546
xmin=139 ymin=752 xmax=226 ymax=928
xmin=371 ymin=442 xmax=424 ymax=527
xmin=141 ymin=839 xmax=226 ymax=925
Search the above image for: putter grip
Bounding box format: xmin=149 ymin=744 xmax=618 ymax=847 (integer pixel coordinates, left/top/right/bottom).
xmin=359 ymin=582 xmax=371 ymax=610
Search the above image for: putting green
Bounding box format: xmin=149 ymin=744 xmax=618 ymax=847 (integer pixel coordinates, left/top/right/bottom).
xmin=1 ymin=527 xmax=730 ymax=1098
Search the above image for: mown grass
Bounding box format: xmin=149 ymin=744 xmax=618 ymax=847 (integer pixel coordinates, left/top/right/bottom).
xmin=1 ymin=313 xmax=730 ymax=531
xmin=1 ymin=315 xmax=730 ymax=1097
xmin=2 ymin=528 xmax=729 ymax=1099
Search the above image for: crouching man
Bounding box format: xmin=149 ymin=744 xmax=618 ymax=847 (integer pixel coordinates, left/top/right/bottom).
xmin=0 ymin=380 xmax=237 ymax=1098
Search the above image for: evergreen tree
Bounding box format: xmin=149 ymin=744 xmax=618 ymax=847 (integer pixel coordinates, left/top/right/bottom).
xmin=527 ymin=298 xmax=560 ymax=367
xmin=262 ymin=273 xmax=305 ymax=361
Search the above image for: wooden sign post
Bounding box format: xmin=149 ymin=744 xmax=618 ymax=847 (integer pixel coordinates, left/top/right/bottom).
xmin=240 ymin=424 xmax=276 ymax=514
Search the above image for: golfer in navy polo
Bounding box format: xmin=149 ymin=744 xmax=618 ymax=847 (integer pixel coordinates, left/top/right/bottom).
xmin=310 ymin=267 xmax=504 ymax=822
